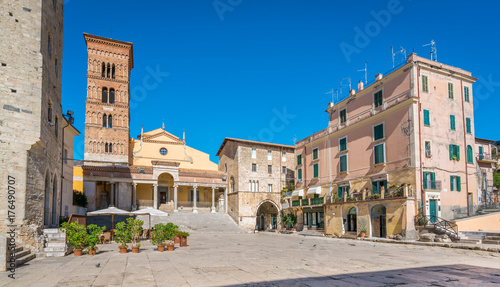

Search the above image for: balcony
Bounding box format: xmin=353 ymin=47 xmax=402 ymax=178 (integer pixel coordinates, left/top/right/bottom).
xmin=310 ymin=197 xmax=324 ymax=205
xmin=292 ymin=200 xmax=300 ymax=207
xmin=477 ymin=154 xmax=497 ymax=164
xmin=301 ymin=198 xmax=309 ymax=206
xmin=423 ymin=180 xmax=442 ymax=191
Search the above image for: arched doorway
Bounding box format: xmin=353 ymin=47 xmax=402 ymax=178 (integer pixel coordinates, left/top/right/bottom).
xmin=256 ymin=201 xmax=279 ymax=231
xmin=158 ymin=173 xmax=174 ymax=206
xmin=52 ymin=176 xmax=58 ymax=226
xmin=44 ymin=173 xmax=50 ymax=226
xmin=347 ymin=207 xmax=357 ymax=232
xmin=371 ymin=204 xmax=387 ymax=238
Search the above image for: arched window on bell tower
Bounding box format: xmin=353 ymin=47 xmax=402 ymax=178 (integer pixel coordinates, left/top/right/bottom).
xmin=102 ymin=113 xmax=107 ymax=127
xmin=112 ymin=64 xmax=116 ymax=79
xmin=109 ymin=143 xmax=113 ymax=153
xmin=108 ymin=115 xmax=113 ymax=128
xmin=101 ymin=62 xmax=106 ymax=78
xmin=107 ymin=63 xmax=111 ymax=78
xmin=109 ymin=88 xmax=115 ymax=104
xmin=102 ymin=87 xmax=108 ymax=103
xmin=105 ymin=143 xmax=109 ymax=153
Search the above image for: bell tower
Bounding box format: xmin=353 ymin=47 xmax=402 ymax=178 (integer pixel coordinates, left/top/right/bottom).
xmin=83 ymin=33 xmax=133 ymax=166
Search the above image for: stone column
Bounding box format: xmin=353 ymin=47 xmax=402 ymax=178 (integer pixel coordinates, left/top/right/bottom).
xmin=211 ymin=186 xmax=216 ymax=213
xmin=132 ymin=183 xmax=137 ymax=210
xmin=192 ymin=185 xmax=198 ymax=213
xmin=224 ymin=187 xmax=228 ymax=213
xmin=110 ymin=182 xmax=115 ymax=207
xmin=174 ymin=184 xmax=178 ymax=212
xmin=153 ymin=183 xmax=158 ymax=209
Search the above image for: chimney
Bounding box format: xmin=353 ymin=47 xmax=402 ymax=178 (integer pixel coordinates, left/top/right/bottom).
xmin=349 ymin=89 xmax=355 ymax=96
xmin=375 ymin=73 xmax=383 ymax=81
xmin=328 ymin=102 xmax=334 ymax=108
xmin=358 ymin=80 xmax=364 ymax=91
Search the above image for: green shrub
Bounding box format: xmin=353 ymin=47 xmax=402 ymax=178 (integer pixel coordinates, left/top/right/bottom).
xmin=60 ymin=221 xmax=87 ymax=250
xmin=126 ymin=217 xmax=144 ymax=248
xmin=114 ymin=221 xmax=131 ymax=248
xmin=73 ymin=190 xmax=88 ymax=207
xmin=86 ymin=224 xmax=105 ymax=251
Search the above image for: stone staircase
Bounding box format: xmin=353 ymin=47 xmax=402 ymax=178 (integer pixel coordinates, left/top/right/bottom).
xmin=43 ymin=228 xmax=70 ymax=257
xmin=12 ymin=246 xmax=36 ymax=266
xmin=482 ymin=232 xmax=500 ymax=245
xmin=457 ymin=231 xmax=484 ymax=244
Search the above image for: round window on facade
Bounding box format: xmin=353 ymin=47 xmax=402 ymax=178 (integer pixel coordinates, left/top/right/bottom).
xmin=159 ymin=148 xmax=168 ymax=156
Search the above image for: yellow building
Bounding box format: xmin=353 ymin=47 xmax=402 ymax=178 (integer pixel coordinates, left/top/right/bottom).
xmin=73 ymin=165 xmax=83 ymax=193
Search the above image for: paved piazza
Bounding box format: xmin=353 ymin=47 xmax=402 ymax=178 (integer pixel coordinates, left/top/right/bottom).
xmin=2 ymin=232 xmax=500 ymax=286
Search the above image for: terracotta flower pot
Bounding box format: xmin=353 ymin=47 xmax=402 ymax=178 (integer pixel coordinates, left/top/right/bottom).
xmin=167 ymin=244 xmax=174 ymax=251
xmin=157 ymin=245 xmax=165 ymax=252
xmin=180 ymin=236 xmax=187 ymax=247
xmin=132 ymin=247 xmax=140 ymax=253
xmin=74 ymin=249 xmax=82 ymax=257
xmin=89 ymin=249 xmax=97 ymax=256
xmin=174 ymin=235 xmax=180 ymax=245
xmin=360 ymin=232 xmax=366 ymax=238
xmin=119 ymin=247 xmax=128 ymax=254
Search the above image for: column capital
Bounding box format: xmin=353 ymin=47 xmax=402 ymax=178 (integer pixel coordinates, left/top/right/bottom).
xmin=192 ymin=184 xmax=198 ymax=189
xmin=133 ymin=182 xmax=137 ymax=187
xmin=153 ymin=183 xmax=158 ymax=187
xmin=173 ymin=183 xmax=179 ymax=188
xmin=212 ymin=186 xmax=217 ymax=190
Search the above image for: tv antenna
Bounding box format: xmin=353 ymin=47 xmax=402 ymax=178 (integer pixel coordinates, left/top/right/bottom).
xmin=391 ymin=46 xmax=406 ymax=68
xmin=423 ymin=40 xmax=437 ymax=61
xmin=357 ymin=61 xmax=368 ymax=84
xmin=325 ymin=89 xmax=338 ymax=104
xmin=339 ymin=78 xmax=351 ymax=99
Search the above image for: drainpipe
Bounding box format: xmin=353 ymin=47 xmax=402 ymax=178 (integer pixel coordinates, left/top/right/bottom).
xmin=460 ymin=80 xmax=470 ymax=216
xmin=417 ymin=65 xmax=424 ymax=216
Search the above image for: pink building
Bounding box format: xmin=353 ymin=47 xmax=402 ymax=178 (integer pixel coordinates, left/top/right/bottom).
xmin=289 ymin=53 xmax=478 ymax=239
xmin=475 ymin=138 xmax=498 ymax=205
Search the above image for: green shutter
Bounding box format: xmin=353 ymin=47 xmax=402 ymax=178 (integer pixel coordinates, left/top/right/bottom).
xmin=340 ymin=155 xmax=347 ymax=172
xmin=479 ymin=146 xmax=484 ymax=160
xmin=449 ymin=144 xmax=454 ymax=160
xmin=340 ymin=138 xmax=347 ymax=151
xmin=422 ymin=75 xmax=428 ymax=92
xmin=375 ymin=144 xmax=385 ymax=164
xmin=457 ymin=176 xmax=461 ymax=191
xmin=374 ymin=124 xmax=383 ymax=140
xmin=423 ymin=172 xmax=428 ymax=189
xmin=430 ymin=172 xmax=436 ymax=189
xmin=467 ymin=146 xmax=473 ymax=163
xmin=372 ymin=181 xmax=378 ymax=194
xmin=423 ymin=110 xmax=430 ymax=126
xmin=450 ymin=115 xmax=455 ymax=130
xmin=466 ymin=118 xmax=471 ymax=133
xmin=448 ymin=83 xmax=454 ymax=99
xmin=456 ymin=145 xmax=460 ymax=161
xmin=298 ymin=169 xmax=302 ymax=180
xmin=464 ymin=86 xmax=470 ymax=102
xmin=450 ymin=175 xmax=454 ymax=191
xmin=313 ymin=164 xmax=318 ymax=178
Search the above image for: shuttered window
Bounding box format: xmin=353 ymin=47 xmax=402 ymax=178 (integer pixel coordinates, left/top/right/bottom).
xmin=374 ymin=90 xmax=383 ymax=108
xmin=467 ymin=145 xmax=473 ymax=163
xmin=449 ymin=144 xmax=460 ymax=161
xmin=466 ymin=118 xmax=471 ymax=134
xmin=424 ymin=109 xmax=430 ymax=126
xmin=422 ymin=75 xmax=429 ymax=93
xmin=374 ymin=143 xmax=385 ymax=164
xmin=340 ymin=155 xmax=347 ymax=172
xmin=298 ymin=169 xmax=302 ymax=181
xmin=448 ymin=82 xmax=454 ymax=99
xmin=339 ymin=137 xmax=347 ymax=152
xmin=374 ymin=124 xmax=384 ymax=140
xmin=313 ymin=163 xmax=319 ymax=178
xmin=450 ymin=115 xmax=456 ymax=130
xmin=464 ymin=86 xmax=470 ymax=102
xmin=297 ymin=154 xmax=302 ymax=165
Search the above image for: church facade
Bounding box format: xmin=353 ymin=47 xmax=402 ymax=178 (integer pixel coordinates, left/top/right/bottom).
xmin=82 ymin=34 xmax=226 ymax=213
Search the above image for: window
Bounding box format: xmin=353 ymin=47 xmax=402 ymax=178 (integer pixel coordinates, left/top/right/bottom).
xmin=450 ymin=115 xmax=456 ymax=130
xmin=312 ymin=148 xmax=319 ymax=160
xmin=105 ymin=143 xmax=109 ymax=153
xmin=48 ymin=33 xmax=52 ymax=58
xmin=372 ymin=179 xmax=387 ymax=194
xmin=251 ymin=148 xmax=256 ymax=159
xmin=102 ymin=62 xmax=106 ymax=78
xmin=374 ymin=90 xmax=383 ymax=108
xmin=450 ymin=175 xmax=461 ymax=191
xmin=282 ymin=166 xmax=286 ymax=174
xmin=422 ymin=171 xmax=436 ymax=190
xmin=338 ymin=185 xmax=349 ymax=199
xmin=425 ymin=141 xmax=432 ymax=158
xmin=339 ymin=109 xmax=347 ymax=124
xmin=109 ymin=88 xmax=115 ymax=104
xmin=224 ymin=164 xmax=227 ymax=172
xmin=282 ymin=151 xmax=286 ymax=162
xmin=313 ymin=163 xmax=319 ymax=178
xmin=373 ymin=123 xmax=384 ymax=141
xmin=109 ymin=143 xmax=113 ymax=153
xmin=268 ymin=150 xmax=272 ymax=160
xmin=102 ymin=87 xmax=108 ymax=103
xmin=102 ymin=114 xmax=107 ymax=127
xmin=108 ymin=115 xmax=112 ymax=128
xmin=54 ymin=116 xmax=58 ymax=137
xmin=423 ymin=109 xmax=430 ymax=126
xmin=374 ymin=143 xmax=385 ymax=164
xmin=268 ymin=184 xmax=273 ymax=193
xmin=64 ymin=149 xmax=68 ymax=164
xmin=48 ymin=102 xmax=52 ymax=122
xmin=464 ymin=86 xmax=470 ymax=102
xmin=55 ymin=57 xmax=58 ymax=77
xmin=298 ymin=168 xmax=302 ymax=182
xmin=422 ymin=75 xmax=429 ymax=93
xmin=448 ymin=82 xmax=454 ymax=99
xmin=268 ymin=165 xmax=272 ymax=174
xmin=112 ymin=64 xmax=116 ymax=79
xmin=339 ymin=154 xmax=348 ymax=172
xmin=467 ymin=145 xmax=473 ymax=163
xmin=339 ymin=137 xmax=347 ymax=152
xmin=160 ymin=148 xmax=167 ymax=155
xmin=252 ymin=163 xmax=257 ymax=172
xmin=466 ymin=117 xmax=471 ymax=134
xmin=297 ymin=154 xmax=302 ymax=165
xmin=449 ymin=144 xmax=460 ymax=161
xmin=107 ymin=63 xmax=111 ymax=78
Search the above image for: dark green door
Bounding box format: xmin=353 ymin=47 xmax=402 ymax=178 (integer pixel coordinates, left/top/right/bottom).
xmin=429 ymin=200 xmax=437 ymax=223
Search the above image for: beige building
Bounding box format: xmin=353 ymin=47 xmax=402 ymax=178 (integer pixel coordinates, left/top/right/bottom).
xmin=475 ymin=138 xmax=498 ymax=205
xmin=217 ymin=138 xmax=295 ymax=230
xmin=61 ymin=117 xmax=83 ymax=217
xmin=0 ymin=0 xmax=65 ymax=267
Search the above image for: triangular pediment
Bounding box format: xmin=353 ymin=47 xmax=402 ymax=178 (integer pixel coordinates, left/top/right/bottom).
xmin=142 ymin=129 xmax=183 ymax=144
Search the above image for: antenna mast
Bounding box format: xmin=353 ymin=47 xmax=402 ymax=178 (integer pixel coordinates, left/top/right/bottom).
xmin=357 ymin=61 xmax=368 ymax=84
xmin=340 ymin=78 xmax=351 ymax=100
xmin=423 ymin=40 xmax=437 ymax=61
xmin=391 ymin=46 xmax=407 ymax=68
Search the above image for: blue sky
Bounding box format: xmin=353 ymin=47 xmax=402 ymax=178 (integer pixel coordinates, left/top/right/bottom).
xmin=62 ymin=0 xmax=500 ymax=162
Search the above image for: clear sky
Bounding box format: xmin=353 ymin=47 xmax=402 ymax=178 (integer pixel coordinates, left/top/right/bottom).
xmin=62 ymin=0 xmax=500 ymax=162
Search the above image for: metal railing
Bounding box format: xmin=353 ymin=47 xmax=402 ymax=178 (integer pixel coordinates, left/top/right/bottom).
xmin=423 ymin=180 xmax=441 ymax=191
xmin=415 ymin=214 xmax=459 ymax=240
xmin=310 ymin=197 xmax=324 ymax=205
xmin=301 ymin=198 xmax=309 ymax=206
xmin=477 ymin=153 xmax=495 ymax=161
xmin=292 ymin=200 xmax=300 ymax=207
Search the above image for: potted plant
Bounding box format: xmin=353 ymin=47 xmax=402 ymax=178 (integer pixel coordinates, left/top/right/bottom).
xmin=165 ymin=223 xmax=179 ymax=251
xmin=126 ymin=218 xmax=144 ymax=254
xmin=178 ymin=231 xmax=190 ymax=248
xmin=358 ymin=217 xmax=368 ymax=238
xmin=151 ymin=223 xmax=168 ymax=252
xmin=86 ymin=224 xmax=105 ymax=256
xmin=174 ymin=230 xmax=181 ymax=245
xmin=115 ymin=221 xmax=131 ymax=254
xmin=60 ymin=221 xmax=87 ymax=256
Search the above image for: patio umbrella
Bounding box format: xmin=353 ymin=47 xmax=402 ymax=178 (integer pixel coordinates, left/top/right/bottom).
xmin=131 ymin=208 xmax=169 ymax=229
xmin=87 ymin=206 xmax=131 ymax=230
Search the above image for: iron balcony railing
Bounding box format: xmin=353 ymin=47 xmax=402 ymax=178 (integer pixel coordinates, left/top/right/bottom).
xmin=423 ymin=180 xmax=441 ymax=191
xmin=292 ymin=200 xmax=300 ymax=207
xmin=310 ymin=197 xmax=324 ymax=205
xmin=301 ymin=198 xmax=309 ymax=206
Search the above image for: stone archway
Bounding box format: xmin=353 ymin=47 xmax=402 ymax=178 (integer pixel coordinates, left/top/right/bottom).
xmin=256 ymin=200 xmax=280 ymax=231
xmin=157 ymin=173 xmax=174 ymax=205
xmin=371 ymin=204 xmax=387 ymax=238
xmin=347 ymin=207 xmax=357 ymax=232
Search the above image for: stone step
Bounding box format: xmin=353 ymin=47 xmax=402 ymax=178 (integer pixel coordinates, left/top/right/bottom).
xmin=485 ymin=236 xmax=500 ymax=240
xmin=46 ymin=233 xmax=66 ymax=239
xmin=15 ymin=250 xmax=30 ymax=259
xmin=458 ymin=239 xmax=482 ymax=244
xmin=46 ymin=242 xmax=66 ymax=248
xmin=44 ymin=247 xmax=66 ymax=252
xmin=15 ymin=253 xmax=36 ymax=266
xmin=482 ymin=239 xmax=500 ymax=245
xmin=44 ymin=228 xmax=62 ymax=234
xmin=45 ymin=252 xmax=66 ymax=257
xmin=13 ymin=246 xmax=23 ymax=253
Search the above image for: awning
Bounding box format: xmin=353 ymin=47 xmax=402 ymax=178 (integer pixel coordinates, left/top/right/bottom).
xmin=307 ymin=186 xmax=322 ymax=195
xmin=291 ymin=189 xmax=304 ymax=197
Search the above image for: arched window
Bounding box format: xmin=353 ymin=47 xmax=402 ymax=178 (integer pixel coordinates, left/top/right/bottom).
xmin=107 ymin=63 xmax=111 ymax=78
xmin=105 ymin=143 xmax=109 ymax=153
xmin=467 ymin=145 xmax=473 ymax=163
xmin=112 ymin=64 xmax=116 ymax=79
xmin=108 ymin=115 xmax=113 ymax=128
xmin=102 ymin=87 xmax=108 ymax=103
xmin=109 ymin=88 xmax=115 ymax=104
xmin=101 ymin=62 xmax=106 ymax=77
xmin=48 ymin=102 xmax=52 ymax=122
xmin=109 ymin=143 xmax=113 ymax=153
xmin=54 ymin=116 xmax=58 ymax=138
xmin=102 ymin=113 xmax=107 ymax=127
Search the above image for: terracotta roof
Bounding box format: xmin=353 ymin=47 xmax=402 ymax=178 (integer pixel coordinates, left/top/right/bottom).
xmin=179 ymin=168 xmax=226 ymax=176
xmin=216 ymin=137 xmax=295 ymax=156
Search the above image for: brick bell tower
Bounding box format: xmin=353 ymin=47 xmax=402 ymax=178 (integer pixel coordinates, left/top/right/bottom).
xmin=83 ymin=33 xmax=133 ymax=166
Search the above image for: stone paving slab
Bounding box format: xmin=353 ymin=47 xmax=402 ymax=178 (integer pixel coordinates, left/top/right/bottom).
xmin=2 ymin=232 xmax=500 ymax=286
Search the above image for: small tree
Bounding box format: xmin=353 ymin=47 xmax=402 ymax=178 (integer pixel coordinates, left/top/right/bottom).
xmin=114 ymin=221 xmax=131 ymax=248
xmin=86 ymin=224 xmax=105 ymax=251
xmin=151 ymin=223 xmax=168 ymax=247
xmin=164 ymin=223 xmax=179 ymax=244
xmin=73 ymin=190 xmax=88 ymax=207
xmin=126 ymin=217 xmax=144 ymax=248
xmin=494 ymin=171 xmax=500 ymax=190
xmin=60 ymin=221 xmax=87 ymax=250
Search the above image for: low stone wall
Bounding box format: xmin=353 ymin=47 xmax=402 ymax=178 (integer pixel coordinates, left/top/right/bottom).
xmin=453 ymin=212 xmax=500 ymax=232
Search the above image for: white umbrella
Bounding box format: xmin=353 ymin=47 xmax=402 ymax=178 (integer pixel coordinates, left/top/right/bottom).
xmin=131 ymin=208 xmax=169 ymax=229
xmin=87 ymin=207 xmax=131 ymax=230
